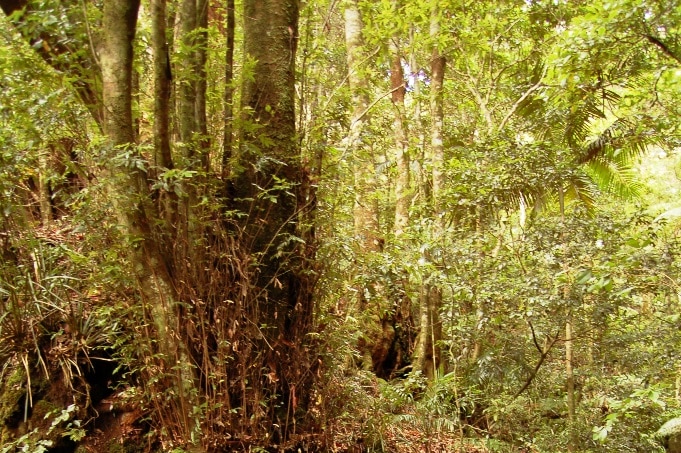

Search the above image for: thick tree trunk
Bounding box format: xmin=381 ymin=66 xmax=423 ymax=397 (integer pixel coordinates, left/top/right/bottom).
xmin=99 ymin=0 xmax=186 ymax=383
xmin=101 ymin=2 xmax=203 ymax=443
xmin=234 ymin=0 xmax=314 ymax=437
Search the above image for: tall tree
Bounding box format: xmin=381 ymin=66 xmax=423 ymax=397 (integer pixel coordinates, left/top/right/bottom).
xmin=230 ymin=0 xmax=315 ymax=437
xmin=344 ymin=0 xmax=380 ymax=253
xmin=195 ymin=0 xmax=209 ymax=169
xmin=151 ymin=0 xmax=173 ymax=172
xmin=413 ymin=3 xmax=446 ymax=379
xmin=99 ymin=0 xmax=179 ymax=344
xmin=0 ymin=0 xmax=315 ymax=447
xmin=390 ymin=1 xmax=409 ymax=238
xmin=222 ymin=0 xmax=235 ymax=177
xmin=344 ymin=0 xmax=405 ymax=378
xmin=177 ymin=0 xmax=198 ymax=163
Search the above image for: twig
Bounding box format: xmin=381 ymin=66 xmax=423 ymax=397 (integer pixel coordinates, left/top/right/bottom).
xmin=498 ymin=66 xmax=547 ymax=132
xmin=513 ymin=321 xmax=560 ymax=399
xmin=646 ymin=34 xmax=681 ymax=65
xmin=349 ymin=85 xmax=404 ymax=130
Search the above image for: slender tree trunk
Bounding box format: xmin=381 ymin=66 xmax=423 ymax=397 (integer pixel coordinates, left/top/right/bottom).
xmin=566 ymin=312 xmax=575 ymax=442
xmin=345 ymin=0 xmax=380 ymax=253
xmin=176 ymin=0 xmax=204 ymax=270
xmin=150 ymin=0 xmax=177 ymax=232
xmin=391 ymin=33 xmax=409 ymax=237
xmin=345 ymin=0 xmax=391 ymax=375
xmin=410 ymin=26 xmax=426 ymax=203
xmin=559 ymin=188 xmax=577 ymax=452
xmin=414 ymin=5 xmax=446 ymax=379
xmin=178 ymin=0 xmax=198 ymax=162
xmin=151 ymin=0 xmax=173 ymax=171
xmin=222 ymin=0 xmax=235 ymax=178
xmin=38 ymin=150 xmax=52 ymax=225
xmin=195 ymin=0 xmax=209 ymax=171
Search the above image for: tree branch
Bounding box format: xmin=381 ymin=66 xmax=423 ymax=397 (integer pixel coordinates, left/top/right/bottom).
xmin=513 ymin=322 xmax=561 ymax=399
xmin=646 ymin=34 xmax=681 ymax=65
xmin=498 ymin=67 xmax=546 ymax=132
xmin=349 ymin=85 xmax=403 ymax=130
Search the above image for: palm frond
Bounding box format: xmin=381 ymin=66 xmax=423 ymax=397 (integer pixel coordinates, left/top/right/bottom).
xmin=565 ymin=96 xmax=606 ymax=149
xmin=584 ymin=157 xmax=642 ymax=199
xmin=564 ymin=175 xmax=599 ymax=216
xmin=576 ymin=118 xmax=655 ymax=165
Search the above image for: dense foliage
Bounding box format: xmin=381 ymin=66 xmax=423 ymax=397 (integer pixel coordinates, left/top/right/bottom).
xmin=1 ymin=0 xmax=681 ymax=452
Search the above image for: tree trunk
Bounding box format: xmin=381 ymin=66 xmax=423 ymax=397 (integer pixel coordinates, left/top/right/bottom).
xmin=560 ymin=188 xmax=577 ymax=452
xmin=414 ymin=4 xmax=445 ymax=379
xmin=99 ymin=0 xmax=190 ymax=403
xmin=345 ymin=0 xmax=397 ymax=376
xmin=235 ymin=0 xmax=314 ymax=437
xmin=151 ymin=0 xmax=173 ymax=171
xmin=150 ymin=0 xmax=177 ymax=232
xmin=345 ymin=0 xmax=380 ymax=253
xmin=178 ymin=0 xmax=198 ymax=162
xmin=176 ymin=0 xmax=206 ymax=272
xmin=410 ymin=26 xmax=427 ymax=204
xmin=38 ymin=150 xmax=52 ymax=225
xmin=566 ymin=312 xmax=576 ymax=449
xmin=391 ymin=32 xmax=410 ymax=238
xmin=222 ymin=0 xmax=235 ymax=178
xmin=195 ymin=0 xmax=209 ymax=171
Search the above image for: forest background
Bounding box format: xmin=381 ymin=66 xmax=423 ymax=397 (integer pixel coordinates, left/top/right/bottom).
xmin=0 ymin=0 xmax=681 ymax=452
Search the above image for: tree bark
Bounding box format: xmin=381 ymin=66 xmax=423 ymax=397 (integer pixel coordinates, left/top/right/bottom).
xmin=344 ymin=0 xmax=392 ymax=376
xmin=222 ymin=0 xmax=235 ymax=178
xmin=151 ymin=0 xmax=173 ymax=171
xmin=195 ymin=0 xmax=209 ymax=170
xmin=178 ymin=0 xmax=198 ymax=162
xmin=566 ymin=312 xmax=575 ymax=445
xmin=391 ymin=33 xmax=410 ymax=238
xmin=235 ymin=0 xmax=314 ymax=436
xmin=101 ymin=1 xmax=205 ymax=442
xmin=414 ymin=4 xmax=446 ymax=379
xmin=345 ymin=0 xmax=380 ymax=253
xmin=99 ymin=0 xmax=186 ymax=381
